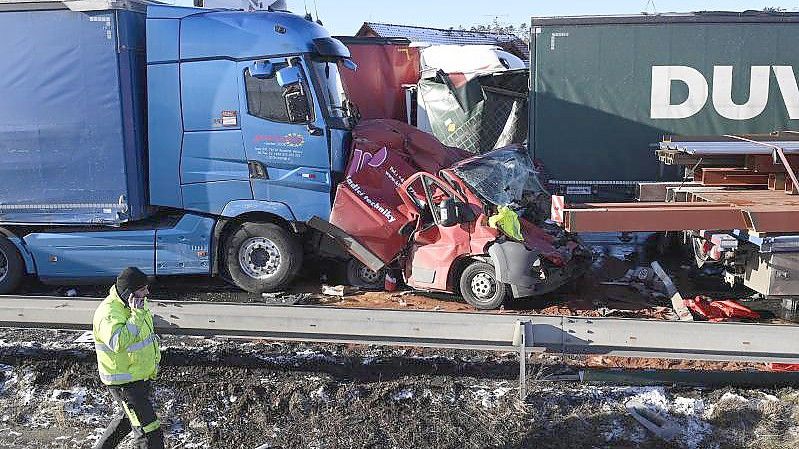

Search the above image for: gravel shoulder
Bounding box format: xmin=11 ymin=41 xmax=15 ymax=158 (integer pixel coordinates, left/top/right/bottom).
xmin=0 ymin=329 xmax=797 ymax=449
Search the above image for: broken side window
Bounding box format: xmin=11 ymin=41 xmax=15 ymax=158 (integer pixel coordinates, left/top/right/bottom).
xmin=405 ymin=175 xmax=456 ymax=229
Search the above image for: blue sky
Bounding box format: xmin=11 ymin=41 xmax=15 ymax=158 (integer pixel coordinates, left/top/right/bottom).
xmin=281 ymin=0 xmax=799 ymax=35
xmin=175 ymin=1 xmax=799 ymax=35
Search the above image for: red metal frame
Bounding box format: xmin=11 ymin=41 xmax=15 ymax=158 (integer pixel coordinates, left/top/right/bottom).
xmin=554 ymin=188 xmax=799 ymax=233
xmin=695 ymin=168 xmax=769 ymax=186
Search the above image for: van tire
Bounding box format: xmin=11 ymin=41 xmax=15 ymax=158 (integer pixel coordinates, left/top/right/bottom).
xmin=0 ymin=238 xmax=24 ymax=294
xmin=346 ymin=258 xmax=385 ymax=290
xmin=225 ymin=223 xmax=302 ymax=293
xmin=459 ymin=261 xmax=508 ymax=310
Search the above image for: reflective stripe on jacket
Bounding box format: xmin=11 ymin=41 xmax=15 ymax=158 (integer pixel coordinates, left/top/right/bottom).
xmin=93 ymin=286 xmax=161 ymax=386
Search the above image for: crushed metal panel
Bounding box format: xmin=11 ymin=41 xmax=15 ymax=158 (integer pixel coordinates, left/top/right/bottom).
xmin=328 ymin=120 xmax=469 ymax=265
xmin=307 ymin=217 xmax=385 ymax=272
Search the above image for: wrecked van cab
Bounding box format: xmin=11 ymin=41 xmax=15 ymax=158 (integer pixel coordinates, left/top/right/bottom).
xmin=314 ymin=119 xmax=589 ymax=309
xmin=401 ymin=146 xmax=590 ymax=308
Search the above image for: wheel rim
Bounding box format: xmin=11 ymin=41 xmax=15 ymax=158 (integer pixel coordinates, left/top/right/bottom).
xmin=357 ymin=265 xmax=382 ymax=285
xmin=470 ymin=271 xmax=497 ymax=300
xmin=238 ymin=237 xmax=282 ymax=280
xmin=0 ymin=249 xmax=7 ymax=283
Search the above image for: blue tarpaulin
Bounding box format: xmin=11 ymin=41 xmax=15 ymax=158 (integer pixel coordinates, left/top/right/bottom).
xmin=0 ymin=5 xmax=149 ymax=225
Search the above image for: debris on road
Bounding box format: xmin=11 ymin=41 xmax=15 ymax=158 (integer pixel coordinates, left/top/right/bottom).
xmin=321 ymin=285 xmax=357 ymax=297
xmin=602 ymin=265 xmax=667 ymax=297
xmin=652 ymin=261 xmax=694 ymax=322
xmin=261 ymin=292 xmax=313 ymax=305
xmin=683 ymin=296 xmax=761 ymax=322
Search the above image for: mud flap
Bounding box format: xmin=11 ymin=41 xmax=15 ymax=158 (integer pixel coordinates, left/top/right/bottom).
xmin=307 ymin=217 xmax=386 ymax=272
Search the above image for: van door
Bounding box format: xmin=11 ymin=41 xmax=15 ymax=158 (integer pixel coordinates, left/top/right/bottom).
xmin=398 ymin=173 xmax=474 ymax=291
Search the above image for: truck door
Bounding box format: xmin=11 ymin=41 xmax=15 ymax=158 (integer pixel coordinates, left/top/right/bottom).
xmin=237 ymin=57 xmax=332 ymax=222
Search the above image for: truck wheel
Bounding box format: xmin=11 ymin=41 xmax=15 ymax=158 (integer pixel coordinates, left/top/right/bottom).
xmin=225 ymin=223 xmax=302 ymax=293
xmin=459 ymin=261 xmax=508 ymax=310
xmin=0 ymin=238 xmax=24 ymax=294
xmin=346 ymin=258 xmax=385 ymax=290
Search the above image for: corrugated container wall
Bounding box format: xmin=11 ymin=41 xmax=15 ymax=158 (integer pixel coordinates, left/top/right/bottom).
xmin=530 ymin=13 xmax=799 ymax=182
xmin=0 ymin=5 xmax=148 ymax=224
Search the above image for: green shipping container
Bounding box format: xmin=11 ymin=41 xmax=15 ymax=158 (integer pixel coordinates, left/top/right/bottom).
xmin=530 ymin=12 xmax=799 ymax=182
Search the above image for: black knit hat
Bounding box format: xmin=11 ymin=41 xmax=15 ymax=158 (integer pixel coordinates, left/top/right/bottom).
xmin=116 ymin=267 xmax=149 ymax=300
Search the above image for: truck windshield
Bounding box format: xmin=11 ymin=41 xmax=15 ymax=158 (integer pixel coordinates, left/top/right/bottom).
xmin=309 ymin=58 xmax=353 ymax=129
xmin=451 ymin=146 xmax=547 ymax=207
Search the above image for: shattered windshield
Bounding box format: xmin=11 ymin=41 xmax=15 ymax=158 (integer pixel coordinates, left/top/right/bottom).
xmin=309 ymin=58 xmax=352 ymax=129
xmin=452 ymin=146 xmax=547 ymax=207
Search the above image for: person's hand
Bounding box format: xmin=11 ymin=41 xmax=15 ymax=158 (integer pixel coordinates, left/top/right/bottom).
xmin=128 ymin=294 xmax=145 ymax=310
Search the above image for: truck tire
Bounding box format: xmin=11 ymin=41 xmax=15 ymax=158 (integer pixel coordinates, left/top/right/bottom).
xmin=225 ymin=223 xmax=302 ymax=293
xmin=0 ymin=237 xmax=24 ymax=294
xmin=459 ymin=261 xmax=508 ymax=310
xmin=346 ymin=258 xmax=385 ymax=290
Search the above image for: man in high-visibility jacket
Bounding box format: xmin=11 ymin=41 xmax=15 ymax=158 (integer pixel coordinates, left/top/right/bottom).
xmin=92 ymin=267 xmax=163 ymax=449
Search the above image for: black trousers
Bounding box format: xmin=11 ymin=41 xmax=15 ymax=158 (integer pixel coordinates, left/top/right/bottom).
xmin=93 ymin=380 xmax=164 ymax=449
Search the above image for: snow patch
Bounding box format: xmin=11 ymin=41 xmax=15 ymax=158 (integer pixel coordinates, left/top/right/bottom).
xmin=471 ymin=385 xmax=513 ymax=408
xmin=673 ymin=396 xmax=705 ymax=417
xmin=602 ymin=418 xmax=626 ymax=442
xmin=623 ymin=387 xmax=711 ymax=449
xmin=0 ymin=364 xmax=18 ymax=393
xmin=391 ymin=388 xmax=414 ymax=401
xmin=311 ymin=385 xmax=331 ymax=403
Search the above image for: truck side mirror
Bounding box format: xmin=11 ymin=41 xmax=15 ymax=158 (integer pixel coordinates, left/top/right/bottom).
xmin=249 ymin=60 xmax=274 ymax=78
xmin=276 ymin=66 xmax=301 ymax=87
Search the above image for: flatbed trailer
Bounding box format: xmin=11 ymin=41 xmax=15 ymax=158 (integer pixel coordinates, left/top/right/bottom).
xmin=552 ymin=133 xmax=799 ymax=315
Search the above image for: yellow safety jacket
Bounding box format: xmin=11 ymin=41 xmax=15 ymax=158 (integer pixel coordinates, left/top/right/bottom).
xmin=92 ymin=286 xmax=161 ymax=386
xmin=488 ymin=205 xmax=523 ymax=241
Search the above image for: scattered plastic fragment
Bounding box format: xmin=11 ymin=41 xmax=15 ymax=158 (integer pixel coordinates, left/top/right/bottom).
xmin=321 ymin=285 xmax=357 ymax=297
xmin=767 ymin=363 xmax=799 ymax=372
xmin=683 ymin=296 xmax=760 ymax=322
xmin=625 ymin=399 xmax=680 ymax=442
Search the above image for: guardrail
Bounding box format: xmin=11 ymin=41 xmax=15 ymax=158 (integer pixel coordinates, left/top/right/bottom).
xmin=1 ymin=295 xmax=797 ymax=364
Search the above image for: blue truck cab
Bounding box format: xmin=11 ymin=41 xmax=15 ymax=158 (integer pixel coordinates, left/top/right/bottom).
xmin=0 ymin=0 xmax=357 ymax=293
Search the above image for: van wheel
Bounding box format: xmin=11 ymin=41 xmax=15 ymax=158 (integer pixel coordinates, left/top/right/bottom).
xmin=0 ymin=237 xmax=24 ymax=294
xmin=459 ymin=262 xmax=508 ymax=310
xmin=225 ymin=223 xmax=302 ymax=293
xmin=346 ymin=259 xmax=385 ymax=290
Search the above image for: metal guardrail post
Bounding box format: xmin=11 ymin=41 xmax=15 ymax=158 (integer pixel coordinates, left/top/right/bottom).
xmin=513 ymin=320 xmax=532 ymax=401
